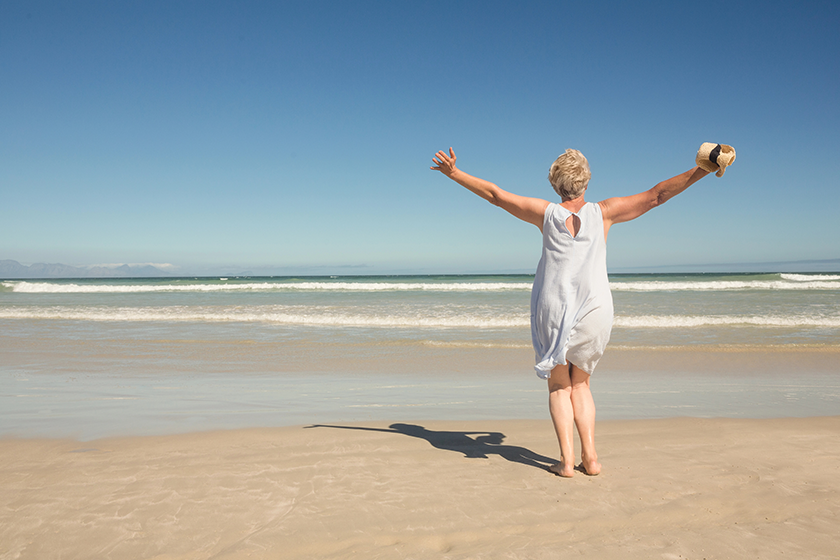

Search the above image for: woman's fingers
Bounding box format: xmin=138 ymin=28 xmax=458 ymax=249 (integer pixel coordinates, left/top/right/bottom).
xmin=431 ymin=148 xmax=455 ymax=171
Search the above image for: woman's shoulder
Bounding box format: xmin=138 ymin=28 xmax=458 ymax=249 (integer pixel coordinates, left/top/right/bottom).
xmin=585 ymin=201 xmax=604 ymax=216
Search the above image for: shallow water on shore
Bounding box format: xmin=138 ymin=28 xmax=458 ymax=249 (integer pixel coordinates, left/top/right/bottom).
xmin=2 ymin=273 xmax=839 ymax=439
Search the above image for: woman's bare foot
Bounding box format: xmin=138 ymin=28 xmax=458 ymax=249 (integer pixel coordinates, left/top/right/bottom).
xmin=549 ymin=461 xmax=575 ymax=478
xmin=579 ymin=454 xmax=601 ymax=476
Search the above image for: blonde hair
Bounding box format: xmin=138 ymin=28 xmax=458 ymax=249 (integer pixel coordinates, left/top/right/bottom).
xmin=548 ymin=149 xmax=591 ymax=199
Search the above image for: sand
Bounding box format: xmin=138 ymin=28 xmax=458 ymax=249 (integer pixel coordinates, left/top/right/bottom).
xmin=2 ymin=416 xmax=839 ymax=559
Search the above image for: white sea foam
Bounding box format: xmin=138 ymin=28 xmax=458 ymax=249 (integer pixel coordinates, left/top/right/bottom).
xmin=614 ymin=315 xmax=840 ymax=328
xmin=0 ymin=306 xmax=529 ymax=328
xmin=0 ymin=281 xmax=533 ymax=294
xmin=780 ymin=273 xmax=840 ymax=282
xmin=610 ymin=280 xmax=840 ymax=291
xmin=4 ymin=275 xmax=839 ymax=294
xmin=2 ymin=306 xmax=839 ymax=329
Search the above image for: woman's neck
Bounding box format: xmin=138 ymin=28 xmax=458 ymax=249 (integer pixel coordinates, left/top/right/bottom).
xmin=560 ymin=195 xmax=586 ymax=213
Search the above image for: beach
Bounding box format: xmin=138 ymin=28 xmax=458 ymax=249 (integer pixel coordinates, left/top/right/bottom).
xmin=2 ymin=417 xmax=839 ymax=559
xmin=6 ymin=0 xmax=840 ymax=555
xmin=1 ymin=273 xmax=839 ymax=558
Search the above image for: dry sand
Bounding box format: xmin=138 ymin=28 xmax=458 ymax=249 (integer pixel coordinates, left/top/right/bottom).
xmin=2 ymin=416 xmax=839 ymax=559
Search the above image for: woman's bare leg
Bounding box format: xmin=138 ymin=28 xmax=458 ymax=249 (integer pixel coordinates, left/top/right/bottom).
xmin=547 ymin=364 xmax=576 ymax=477
xmin=570 ymin=365 xmax=601 ymax=475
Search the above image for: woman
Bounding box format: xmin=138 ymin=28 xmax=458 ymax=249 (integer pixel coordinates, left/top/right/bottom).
xmin=430 ymin=144 xmax=734 ymax=477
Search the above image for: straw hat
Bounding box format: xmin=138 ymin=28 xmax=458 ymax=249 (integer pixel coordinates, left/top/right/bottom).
xmin=696 ymin=143 xmax=736 ymax=177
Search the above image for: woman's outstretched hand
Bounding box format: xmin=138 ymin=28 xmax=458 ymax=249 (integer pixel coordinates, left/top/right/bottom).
xmin=431 ymin=147 xmax=458 ymax=177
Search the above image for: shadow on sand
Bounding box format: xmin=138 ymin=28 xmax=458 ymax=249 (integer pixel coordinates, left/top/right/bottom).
xmin=305 ymin=423 xmax=557 ymax=472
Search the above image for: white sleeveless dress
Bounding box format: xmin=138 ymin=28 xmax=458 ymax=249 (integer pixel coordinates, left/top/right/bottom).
xmin=530 ymin=202 xmax=613 ymax=379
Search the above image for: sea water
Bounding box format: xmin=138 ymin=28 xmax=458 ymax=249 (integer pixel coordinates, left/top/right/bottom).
xmin=2 ymin=273 xmax=839 ymax=438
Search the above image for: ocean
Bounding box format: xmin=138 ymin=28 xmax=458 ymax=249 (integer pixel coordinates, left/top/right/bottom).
xmin=2 ymin=273 xmax=839 ymax=439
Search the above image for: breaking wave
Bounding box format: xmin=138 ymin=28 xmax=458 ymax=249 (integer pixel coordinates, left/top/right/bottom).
xmin=2 ymin=306 xmax=838 ymax=329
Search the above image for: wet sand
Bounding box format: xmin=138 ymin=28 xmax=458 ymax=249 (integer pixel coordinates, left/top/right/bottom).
xmin=2 ymin=416 xmax=839 ymax=559
xmin=3 ymin=336 xmax=840 ymax=440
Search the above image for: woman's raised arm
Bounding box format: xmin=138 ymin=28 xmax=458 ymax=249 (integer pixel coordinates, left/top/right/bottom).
xmin=599 ymin=142 xmax=735 ymax=237
xmin=431 ymin=147 xmax=549 ymax=230
xmin=598 ymin=166 xmax=710 ymax=236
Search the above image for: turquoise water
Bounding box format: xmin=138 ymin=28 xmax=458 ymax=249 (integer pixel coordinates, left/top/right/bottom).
xmin=2 ymin=273 xmax=839 ymax=439
xmin=2 ymin=272 xmax=839 ymax=347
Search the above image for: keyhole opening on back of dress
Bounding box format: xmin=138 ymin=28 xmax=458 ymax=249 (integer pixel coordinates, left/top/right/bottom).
xmin=565 ymin=214 xmax=581 ymax=238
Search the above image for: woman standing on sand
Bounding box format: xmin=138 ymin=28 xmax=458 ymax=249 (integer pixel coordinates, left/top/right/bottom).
xmin=430 ymin=143 xmax=735 ymax=477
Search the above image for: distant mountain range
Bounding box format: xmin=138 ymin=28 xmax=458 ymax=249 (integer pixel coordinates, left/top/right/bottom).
xmin=0 ymin=260 xmax=173 ymax=279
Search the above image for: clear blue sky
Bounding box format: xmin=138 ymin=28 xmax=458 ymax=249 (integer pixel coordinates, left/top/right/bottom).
xmin=2 ymin=0 xmax=838 ymax=275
